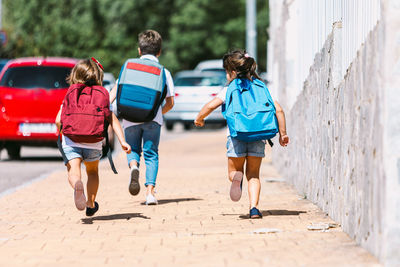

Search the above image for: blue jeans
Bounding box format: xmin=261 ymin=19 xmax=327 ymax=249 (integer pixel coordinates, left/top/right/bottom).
xmin=124 ymin=121 xmax=161 ymax=186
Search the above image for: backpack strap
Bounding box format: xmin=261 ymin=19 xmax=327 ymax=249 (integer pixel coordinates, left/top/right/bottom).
xmin=267 ymin=139 xmax=274 ymax=147
xmin=104 ymin=130 xmax=118 ymax=174
xmin=56 ymin=126 xmax=68 ymax=164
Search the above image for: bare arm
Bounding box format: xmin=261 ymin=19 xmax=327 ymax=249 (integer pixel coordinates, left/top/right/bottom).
xmin=109 ymin=83 xmax=118 ymax=103
xmin=274 ymin=101 xmax=289 ymax=146
xmin=162 ymin=96 xmax=174 ymax=114
xmin=109 ymin=113 xmax=131 ymax=153
xmin=55 ymin=106 xmax=62 ymax=132
xmin=194 ymin=98 xmax=224 ymax=127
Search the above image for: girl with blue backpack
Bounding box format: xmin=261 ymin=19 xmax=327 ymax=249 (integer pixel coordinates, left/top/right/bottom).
xmin=194 ymin=50 xmax=289 ymax=219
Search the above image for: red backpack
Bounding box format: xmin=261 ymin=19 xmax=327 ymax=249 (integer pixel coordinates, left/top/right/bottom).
xmin=61 ymin=84 xmax=111 ymax=143
xmin=58 ymin=83 xmax=118 ymax=174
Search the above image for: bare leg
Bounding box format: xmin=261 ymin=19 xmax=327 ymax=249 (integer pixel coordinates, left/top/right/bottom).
xmin=245 ymin=156 xmax=262 ymax=208
xmin=227 ymin=157 xmax=245 ymax=201
xmin=146 ymin=185 xmax=155 ymax=196
xmin=66 ymin=158 xmax=86 ymax=210
xmin=66 ymin=158 xmax=82 ymax=188
xmin=227 ymin=157 xmax=246 ymax=181
xmin=84 ymin=160 xmax=99 ymax=208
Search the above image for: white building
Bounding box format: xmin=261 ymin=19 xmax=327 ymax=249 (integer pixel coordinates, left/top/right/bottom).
xmin=268 ymin=0 xmax=400 ymax=265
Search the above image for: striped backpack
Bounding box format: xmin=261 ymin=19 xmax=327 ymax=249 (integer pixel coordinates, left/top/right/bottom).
xmin=116 ymin=58 xmax=167 ymax=122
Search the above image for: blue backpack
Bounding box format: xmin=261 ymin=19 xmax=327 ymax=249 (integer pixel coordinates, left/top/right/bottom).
xmin=117 ymin=58 xmax=167 ymax=122
xmin=222 ymin=78 xmax=279 ymax=143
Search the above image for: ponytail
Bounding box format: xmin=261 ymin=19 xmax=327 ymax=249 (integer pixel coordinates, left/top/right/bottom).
xmin=222 ymin=50 xmax=261 ymax=81
xmin=245 ymin=56 xmax=261 ymax=80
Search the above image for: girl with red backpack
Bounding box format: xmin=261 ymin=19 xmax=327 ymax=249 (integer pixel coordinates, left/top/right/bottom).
xmin=195 ymin=50 xmax=289 ymax=219
xmin=55 ymin=58 xmax=131 ymax=216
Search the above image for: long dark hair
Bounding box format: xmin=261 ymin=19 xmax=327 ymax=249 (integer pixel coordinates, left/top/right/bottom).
xmin=222 ymin=50 xmax=261 ymax=81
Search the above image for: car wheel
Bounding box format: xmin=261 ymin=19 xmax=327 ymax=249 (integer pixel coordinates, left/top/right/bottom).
xmin=183 ymin=122 xmax=191 ymax=131
xmin=6 ymin=144 xmax=21 ymax=160
xmin=166 ymin=122 xmax=174 ymax=131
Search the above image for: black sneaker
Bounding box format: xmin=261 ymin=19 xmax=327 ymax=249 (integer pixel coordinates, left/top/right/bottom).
xmin=86 ymin=202 xmax=99 ymax=217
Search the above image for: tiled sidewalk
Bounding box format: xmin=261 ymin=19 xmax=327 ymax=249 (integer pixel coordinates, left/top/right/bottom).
xmin=0 ymin=130 xmax=380 ymax=266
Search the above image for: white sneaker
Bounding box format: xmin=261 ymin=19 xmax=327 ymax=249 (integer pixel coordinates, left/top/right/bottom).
xmin=145 ymin=194 xmax=158 ymax=205
xmin=128 ymin=166 xmax=140 ymax=196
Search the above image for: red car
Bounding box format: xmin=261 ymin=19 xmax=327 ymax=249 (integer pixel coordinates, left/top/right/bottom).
xmin=0 ymin=57 xmax=78 ymax=159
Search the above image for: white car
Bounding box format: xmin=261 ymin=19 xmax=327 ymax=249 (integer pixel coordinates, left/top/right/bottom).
xmin=194 ymin=59 xmax=225 ymax=75
xmin=164 ymin=71 xmax=227 ymax=130
xmin=102 ymin=72 xmax=116 ymax=153
xmin=103 ymin=72 xmax=117 ymax=114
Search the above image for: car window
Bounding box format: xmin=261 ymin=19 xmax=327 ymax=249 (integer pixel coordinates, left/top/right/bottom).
xmin=0 ymin=66 xmax=71 ymax=89
xmin=200 ymin=69 xmax=226 ymax=75
xmin=174 ymin=76 xmax=226 ymax=87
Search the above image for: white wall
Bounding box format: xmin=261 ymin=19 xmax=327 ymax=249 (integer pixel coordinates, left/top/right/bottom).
xmin=268 ymin=0 xmax=400 ymax=264
xmin=268 ymin=0 xmax=381 ymax=109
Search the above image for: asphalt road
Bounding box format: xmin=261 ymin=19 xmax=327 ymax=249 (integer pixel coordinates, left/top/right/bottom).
xmin=0 ymin=124 xmax=225 ymax=196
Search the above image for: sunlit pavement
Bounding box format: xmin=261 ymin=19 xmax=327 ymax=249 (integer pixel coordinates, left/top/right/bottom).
xmin=0 ymin=129 xmax=380 ymax=266
xmin=0 ymin=123 xmax=192 ymax=195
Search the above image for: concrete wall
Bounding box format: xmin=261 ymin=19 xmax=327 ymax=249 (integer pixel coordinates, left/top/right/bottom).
xmin=269 ymin=0 xmax=400 ymax=265
xmin=381 ymin=1 xmax=400 ymax=265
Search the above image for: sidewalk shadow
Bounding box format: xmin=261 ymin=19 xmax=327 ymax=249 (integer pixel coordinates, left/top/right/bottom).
xmin=140 ymin=197 xmax=202 ymax=205
xmin=81 ymin=213 xmax=150 ymax=224
xmin=222 ymin=209 xmax=306 ymax=219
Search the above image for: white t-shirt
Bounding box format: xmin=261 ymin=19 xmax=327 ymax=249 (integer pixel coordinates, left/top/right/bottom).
xmin=121 ymin=55 xmax=175 ymax=129
xmin=216 ymin=86 xmax=230 ymax=136
xmin=216 ymin=86 xmax=228 ymax=103
xmin=62 ymin=102 xmax=113 ymax=150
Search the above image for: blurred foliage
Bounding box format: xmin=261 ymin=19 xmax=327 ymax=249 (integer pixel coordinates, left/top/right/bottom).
xmin=0 ymin=0 xmax=269 ymax=76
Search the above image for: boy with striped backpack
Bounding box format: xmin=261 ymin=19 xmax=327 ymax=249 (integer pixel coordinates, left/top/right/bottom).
xmin=110 ymin=30 xmax=175 ymax=205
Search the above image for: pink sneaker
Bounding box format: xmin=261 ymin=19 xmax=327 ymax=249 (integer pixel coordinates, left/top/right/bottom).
xmin=230 ymin=171 xmax=243 ymax=202
xmin=74 ymin=180 xmax=86 ymax=211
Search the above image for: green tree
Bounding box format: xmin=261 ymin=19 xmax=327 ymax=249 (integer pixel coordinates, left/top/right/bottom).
xmin=165 ymin=0 xmax=269 ymax=72
xmin=0 ymin=0 xmax=269 ymax=75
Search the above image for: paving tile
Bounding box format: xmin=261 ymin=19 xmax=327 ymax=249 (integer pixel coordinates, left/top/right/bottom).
xmin=0 ymin=130 xmax=380 ymax=266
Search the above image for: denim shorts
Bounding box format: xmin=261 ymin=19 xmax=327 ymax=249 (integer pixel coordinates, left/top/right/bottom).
xmin=62 ymin=145 xmax=102 ymax=165
xmin=226 ymin=136 xmax=266 ymax=158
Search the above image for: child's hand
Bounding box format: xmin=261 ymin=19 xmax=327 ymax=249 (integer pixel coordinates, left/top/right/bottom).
xmin=121 ymin=141 xmax=131 ymax=154
xmin=279 ymin=134 xmax=290 ymax=147
xmin=194 ymin=119 xmax=205 ymax=127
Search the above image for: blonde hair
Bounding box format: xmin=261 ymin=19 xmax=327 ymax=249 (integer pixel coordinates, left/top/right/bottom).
xmin=67 ymin=58 xmax=104 ymax=86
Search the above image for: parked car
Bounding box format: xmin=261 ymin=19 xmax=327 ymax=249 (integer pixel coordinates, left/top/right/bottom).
xmin=103 ymin=72 xmax=117 ymax=114
xmin=0 ymin=57 xmax=78 ymax=159
xmin=194 ymin=59 xmax=225 ymax=75
xmin=164 ymin=71 xmax=226 ymax=130
xmin=102 ymin=72 xmax=117 ymax=150
xmin=103 ymin=72 xmax=116 ymax=92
